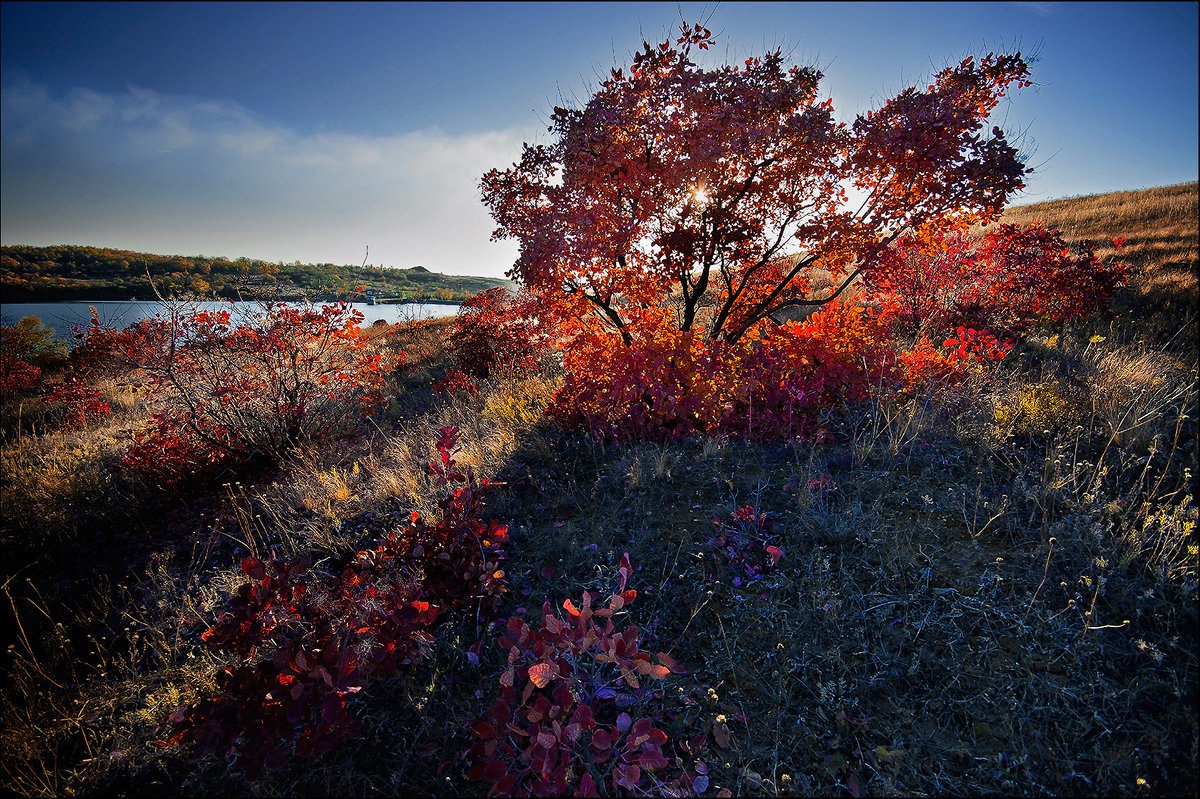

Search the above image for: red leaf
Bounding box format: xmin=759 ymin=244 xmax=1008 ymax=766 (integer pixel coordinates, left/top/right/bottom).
xmin=613 ymin=762 xmax=641 ymax=790
xmin=591 ymin=728 xmax=612 ymax=752
xmin=637 ymin=748 xmax=671 ymax=770
xmin=529 ymin=662 xmax=554 ymax=688
xmin=656 ymin=651 xmax=686 ymax=674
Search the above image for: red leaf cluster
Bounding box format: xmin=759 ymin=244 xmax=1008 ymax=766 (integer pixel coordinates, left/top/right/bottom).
xmin=708 ymin=507 xmax=786 ymax=588
xmin=449 ymin=287 xmax=547 ymax=378
xmin=467 ymin=554 xmax=708 ymax=797
xmin=864 ymin=224 xmax=1130 ymax=337
xmin=549 ymin=300 xmax=899 ymax=442
xmin=43 ymin=378 xmax=112 ymax=427
xmin=111 ymin=302 xmax=397 ymax=483
xmin=167 ymin=428 xmax=508 ymax=778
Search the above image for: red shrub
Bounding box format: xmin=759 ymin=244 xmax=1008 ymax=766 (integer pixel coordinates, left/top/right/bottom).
xmin=467 ymin=554 xmax=709 ymax=797
xmin=549 ymin=302 xmax=900 ymax=442
xmin=863 ymin=224 xmax=1129 ymax=336
xmin=116 ymin=301 xmax=394 ymax=479
xmin=450 ymin=287 xmax=547 ymax=378
xmin=168 ymin=427 xmax=508 ymax=779
xmin=433 ymin=367 xmax=480 ymax=396
xmin=67 ymin=308 xmax=137 ymax=378
xmin=43 ymin=378 xmax=112 ymax=427
xmin=0 ymin=358 xmax=41 ymax=393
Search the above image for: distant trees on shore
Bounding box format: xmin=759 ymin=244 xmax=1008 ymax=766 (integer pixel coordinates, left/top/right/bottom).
xmin=0 ymin=245 xmax=509 ymax=303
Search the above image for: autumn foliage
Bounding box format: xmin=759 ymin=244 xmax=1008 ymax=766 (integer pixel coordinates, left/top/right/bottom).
xmin=169 ymin=427 xmax=508 ymax=779
xmin=863 ymin=224 xmax=1131 ymax=336
xmin=4 ymin=23 xmax=1142 ymax=792
xmin=482 ymin=23 xmax=1029 ymax=350
xmin=479 ymin=24 xmax=1134 ymax=443
xmin=449 ymin=287 xmax=546 ymax=378
xmin=101 ymin=301 xmax=397 ymax=483
xmin=467 ymin=553 xmax=709 ymax=797
xmin=0 ymin=316 xmax=64 ymax=392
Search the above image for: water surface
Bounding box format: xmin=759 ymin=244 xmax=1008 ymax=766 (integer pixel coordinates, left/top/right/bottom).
xmin=0 ymin=300 xmax=459 ymax=346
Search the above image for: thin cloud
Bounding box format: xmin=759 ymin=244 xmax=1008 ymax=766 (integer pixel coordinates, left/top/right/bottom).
xmin=0 ymin=77 xmax=526 ymax=276
xmin=1009 ymin=2 xmax=1054 ymax=17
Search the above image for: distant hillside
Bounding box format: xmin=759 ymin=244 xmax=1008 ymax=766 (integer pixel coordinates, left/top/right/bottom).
xmin=0 ymin=245 xmax=514 ymax=303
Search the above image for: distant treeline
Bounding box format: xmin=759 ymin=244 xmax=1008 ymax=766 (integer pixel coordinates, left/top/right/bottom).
xmin=0 ymin=245 xmax=512 ymax=303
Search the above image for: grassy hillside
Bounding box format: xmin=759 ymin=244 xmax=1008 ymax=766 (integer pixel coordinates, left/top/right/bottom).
xmin=1001 ymin=181 xmax=1198 ymax=346
xmin=1 ymin=184 xmax=1195 ymax=797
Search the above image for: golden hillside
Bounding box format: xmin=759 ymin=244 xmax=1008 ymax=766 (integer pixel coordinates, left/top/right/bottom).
xmin=1001 ymin=182 xmax=1199 ymax=331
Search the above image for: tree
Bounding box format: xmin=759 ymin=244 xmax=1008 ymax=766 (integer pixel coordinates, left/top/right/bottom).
xmin=481 ymin=23 xmax=1030 ymax=347
xmin=1 ymin=315 xmax=67 ymax=366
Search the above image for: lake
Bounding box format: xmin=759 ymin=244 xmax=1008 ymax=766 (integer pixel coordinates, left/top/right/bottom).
xmin=0 ymin=300 xmax=460 ymax=346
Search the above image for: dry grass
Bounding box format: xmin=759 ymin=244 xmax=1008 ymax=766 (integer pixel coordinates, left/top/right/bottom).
xmin=1 ymin=183 xmax=1196 ymax=797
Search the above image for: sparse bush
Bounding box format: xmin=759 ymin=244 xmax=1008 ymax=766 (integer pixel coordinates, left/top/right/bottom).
xmin=115 ymin=301 xmax=397 ymax=484
xmin=434 ymin=366 xmax=480 ymax=396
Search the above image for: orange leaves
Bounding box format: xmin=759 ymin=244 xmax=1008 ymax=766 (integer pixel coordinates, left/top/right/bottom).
xmin=117 ymin=301 xmax=394 ymax=481
xmin=549 ymin=297 xmax=905 ymax=442
xmin=527 ymin=662 xmax=554 ymax=688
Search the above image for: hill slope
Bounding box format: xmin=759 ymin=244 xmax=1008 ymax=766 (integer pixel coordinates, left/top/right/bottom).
xmin=1000 ymin=182 xmax=1198 ymax=343
xmin=1 ymin=184 xmax=1195 ymax=797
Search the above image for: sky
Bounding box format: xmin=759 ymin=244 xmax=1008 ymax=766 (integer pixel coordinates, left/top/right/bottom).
xmin=2 ymin=2 xmax=1196 ymax=279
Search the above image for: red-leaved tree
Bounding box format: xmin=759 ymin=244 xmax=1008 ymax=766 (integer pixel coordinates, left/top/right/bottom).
xmin=480 ymin=23 xmax=1034 ymax=441
xmin=481 ymin=23 xmax=1030 ymax=348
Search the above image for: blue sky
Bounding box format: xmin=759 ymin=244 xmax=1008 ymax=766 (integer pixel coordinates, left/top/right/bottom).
xmin=2 ymin=1 xmax=1196 ymax=279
